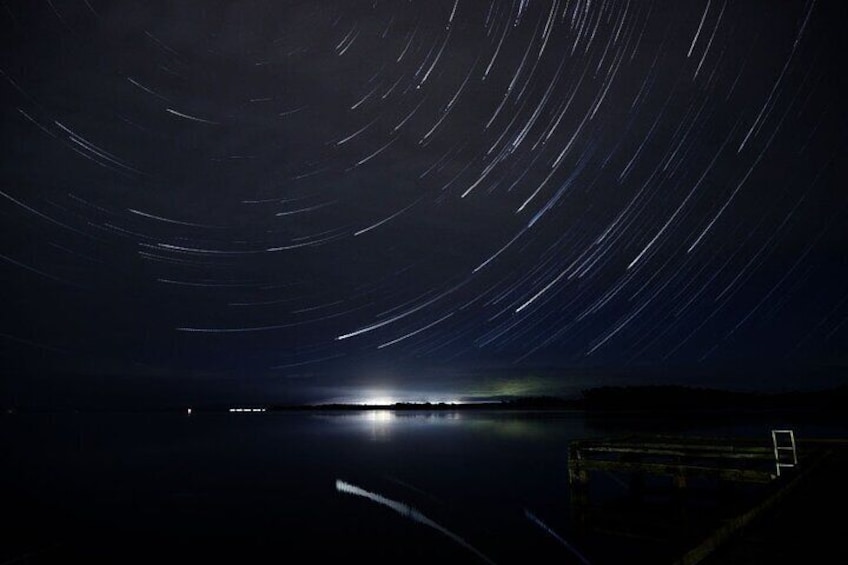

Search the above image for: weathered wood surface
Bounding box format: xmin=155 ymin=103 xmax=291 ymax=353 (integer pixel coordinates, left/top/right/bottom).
xmin=569 ymin=435 xmax=780 ymax=486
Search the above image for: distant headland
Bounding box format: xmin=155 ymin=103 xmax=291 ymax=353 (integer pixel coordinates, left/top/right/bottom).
xmin=4 ymin=385 xmax=847 ymax=414
xmin=265 ymin=385 xmax=848 ymax=412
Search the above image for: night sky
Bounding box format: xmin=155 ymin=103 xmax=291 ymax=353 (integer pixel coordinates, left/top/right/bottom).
xmin=2 ymin=1 xmax=845 ymax=406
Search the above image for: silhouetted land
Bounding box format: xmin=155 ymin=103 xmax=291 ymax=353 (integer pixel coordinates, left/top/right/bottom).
xmin=266 ymin=385 xmax=848 ymax=413
xmin=4 ymin=385 xmax=847 ymax=414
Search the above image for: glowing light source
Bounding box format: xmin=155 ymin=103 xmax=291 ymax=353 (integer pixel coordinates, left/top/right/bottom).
xmin=362 ymin=396 xmax=395 ymax=406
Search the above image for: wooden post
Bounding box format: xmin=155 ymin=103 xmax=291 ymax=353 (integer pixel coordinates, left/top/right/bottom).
xmin=569 ymin=442 xmax=590 ymax=528
xmin=568 ymin=443 xmax=589 ymax=488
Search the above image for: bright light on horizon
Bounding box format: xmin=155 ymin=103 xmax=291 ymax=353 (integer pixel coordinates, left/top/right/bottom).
xmin=333 ymin=388 xmax=468 ymax=406
xmin=361 ymin=396 xmax=396 ymax=406
xmin=356 ymin=397 xmax=465 ymax=406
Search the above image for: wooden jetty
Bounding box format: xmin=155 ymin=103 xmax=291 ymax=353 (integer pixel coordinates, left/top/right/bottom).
xmin=687 ymin=439 xmax=848 ymax=565
xmin=568 ymin=434 xmax=791 ymax=490
xmin=566 ymin=433 xmax=848 ymax=564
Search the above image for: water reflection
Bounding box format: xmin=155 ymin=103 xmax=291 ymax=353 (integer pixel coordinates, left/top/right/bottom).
xmin=336 ymin=479 xmax=494 ymax=564
xmin=525 ymin=509 xmax=591 ymax=565
xmin=365 ymin=410 xmax=394 ymax=441
xmin=313 ymin=409 xmax=466 ymax=441
xmin=312 ymin=410 xmax=576 ymax=435
xmin=467 ymin=415 xmax=567 ymax=439
xmin=7 ymin=411 xmax=836 ymax=564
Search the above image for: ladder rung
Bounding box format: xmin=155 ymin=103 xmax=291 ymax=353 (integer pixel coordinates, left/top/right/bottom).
xmin=772 ymin=429 xmax=798 ymax=477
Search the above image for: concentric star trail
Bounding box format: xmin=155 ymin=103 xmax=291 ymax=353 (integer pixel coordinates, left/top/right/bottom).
xmin=1 ymin=1 xmax=844 ymax=401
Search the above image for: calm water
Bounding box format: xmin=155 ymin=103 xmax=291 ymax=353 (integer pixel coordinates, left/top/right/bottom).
xmin=3 ymin=409 xmax=845 ymax=564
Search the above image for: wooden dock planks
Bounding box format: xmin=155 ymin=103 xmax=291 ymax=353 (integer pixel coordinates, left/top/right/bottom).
xmin=569 ymin=435 xmax=779 ymax=488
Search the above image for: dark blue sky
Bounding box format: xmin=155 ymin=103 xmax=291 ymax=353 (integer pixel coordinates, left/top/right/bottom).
xmin=2 ymin=1 xmax=845 ymax=406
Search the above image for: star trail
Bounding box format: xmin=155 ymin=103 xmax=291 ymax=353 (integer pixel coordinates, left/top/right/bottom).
xmin=1 ymin=0 xmax=845 ymax=404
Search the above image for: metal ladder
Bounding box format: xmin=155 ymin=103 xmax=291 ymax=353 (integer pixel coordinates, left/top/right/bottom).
xmin=771 ymin=429 xmax=798 ymax=477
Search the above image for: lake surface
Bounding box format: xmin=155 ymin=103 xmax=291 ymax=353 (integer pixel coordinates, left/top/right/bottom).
xmin=3 ymin=409 xmax=845 ymax=564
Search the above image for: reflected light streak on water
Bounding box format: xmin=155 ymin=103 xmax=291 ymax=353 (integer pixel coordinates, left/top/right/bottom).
xmin=525 ymin=509 xmax=592 ymax=565
xmin=336 ymin=479 xmax=496 ymax=564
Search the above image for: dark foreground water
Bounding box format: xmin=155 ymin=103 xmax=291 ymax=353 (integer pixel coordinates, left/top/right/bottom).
xmin=3 ymin=409 xmax=846 ymax=564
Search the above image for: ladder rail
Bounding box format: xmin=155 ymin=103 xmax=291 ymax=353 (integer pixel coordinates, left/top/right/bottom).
xmin=771 ymin=429 xmax=798 ymax=477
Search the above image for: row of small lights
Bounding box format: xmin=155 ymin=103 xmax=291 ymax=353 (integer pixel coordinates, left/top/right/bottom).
xmin=186 ymin=407 xmax=266 ymax=415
